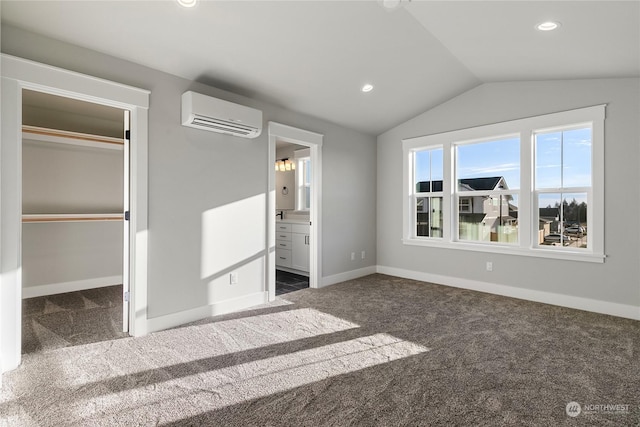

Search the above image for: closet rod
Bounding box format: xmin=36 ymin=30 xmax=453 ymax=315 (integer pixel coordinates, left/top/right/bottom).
xmin=22 ymin=214 xmax=124 ymax=223
xmin=22 ymin=125 xmax=124 ymax=146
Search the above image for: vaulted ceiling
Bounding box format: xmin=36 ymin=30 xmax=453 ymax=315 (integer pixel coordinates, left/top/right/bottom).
xmin=2 ymin=1 xmax=639 ymax=136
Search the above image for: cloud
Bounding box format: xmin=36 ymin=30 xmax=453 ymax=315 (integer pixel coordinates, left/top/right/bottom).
xmin=461 ymin=163 xmax=520 ymax=175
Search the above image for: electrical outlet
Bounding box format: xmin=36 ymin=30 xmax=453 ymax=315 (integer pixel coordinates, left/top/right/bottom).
xmin=230 ymin=272 xmax=238 ymax=284
xmin=361 ymin=251 xmax=366 ymax=260
xmin=351 ymin=252 xmax=355 ymax=261
xmin=486 ymin=262 xmax=493 ymax=272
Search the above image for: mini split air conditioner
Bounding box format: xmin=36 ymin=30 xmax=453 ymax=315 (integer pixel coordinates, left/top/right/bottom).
xmin=181 ymin=91 xmax=262 ymax=138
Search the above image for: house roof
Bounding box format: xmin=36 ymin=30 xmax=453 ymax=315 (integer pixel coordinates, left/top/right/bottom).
xmin=417 ymin=176 xmax=505 ymax=193
xmin=416 ymin=181 xmax=443 ymax=193
xmin=459 ymin=177 xmax=505 ymax=191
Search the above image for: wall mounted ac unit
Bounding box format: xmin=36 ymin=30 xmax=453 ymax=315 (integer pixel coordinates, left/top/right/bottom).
xmin=181 ymin=91 xmax=262 ymax=138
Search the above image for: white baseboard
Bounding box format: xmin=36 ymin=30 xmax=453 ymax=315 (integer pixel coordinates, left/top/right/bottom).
xmin=321 ymin=265 xmax=377 ymax=288
xmin=377 ymin=265 xmax=640 ymax=321
xmin=22 ymin=276 xmax=122 ymax=299
xmin=146 ymin=291 xmax=268 ymax=334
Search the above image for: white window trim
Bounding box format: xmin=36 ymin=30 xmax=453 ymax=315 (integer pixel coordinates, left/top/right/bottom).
xmin=402 ymin=105 xmax=606 ymax=263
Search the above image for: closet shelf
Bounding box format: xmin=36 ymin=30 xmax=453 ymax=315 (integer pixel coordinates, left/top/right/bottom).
xmin=22 ymin=214 xmax=124 ymax=223
xmin=22 ymin=125 xmax=124 ymax=150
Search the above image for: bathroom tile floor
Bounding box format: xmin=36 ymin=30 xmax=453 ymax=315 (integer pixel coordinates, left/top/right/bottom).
xmin=276 ymin=270 xmax=309 ymax=296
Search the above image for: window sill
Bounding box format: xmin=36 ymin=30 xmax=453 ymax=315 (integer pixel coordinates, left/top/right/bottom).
xmin=402 ymin=238 xmax=605 ymax=263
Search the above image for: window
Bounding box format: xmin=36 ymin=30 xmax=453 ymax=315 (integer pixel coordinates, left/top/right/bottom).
xmin=402 ymin=105 xmax=605 ymax=263
xmin=296 ymin=157 xmax=311 ymax=211
xmin=458 ymin=198 xmax=471 ymax=213
xmin=413 ymin=147 xmax=443 ymax=238
xmin=456 ymin=137 xmax=520 ymax=244
xmin=535 ymin=126 xmax=591 ymax=249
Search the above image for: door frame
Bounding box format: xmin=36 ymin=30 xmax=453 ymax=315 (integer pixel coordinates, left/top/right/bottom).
xmin=0 ymin=54 xmax=150 ymax=374
xmin=267 ymin=122 xmax=323 ymax=299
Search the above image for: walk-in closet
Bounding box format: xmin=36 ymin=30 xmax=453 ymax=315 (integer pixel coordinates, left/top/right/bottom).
xmin=21 ymin=90 xmax=128 ymax=352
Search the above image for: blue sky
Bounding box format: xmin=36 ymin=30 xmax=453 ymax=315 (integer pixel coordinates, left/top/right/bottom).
xmin=536 ymin=127 xmax=591 ymax=207
xmin=457 ymin=137 xmax=520 ymax=189
xmin=535 ymin=128 xmax=592 ymax=188
xmin=415 ymin=127 xmax=592 ymax=209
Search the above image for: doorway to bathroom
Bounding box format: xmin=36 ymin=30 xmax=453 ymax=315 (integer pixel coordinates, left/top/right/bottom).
xmin=267 ymin=122 xmax=323 ymax=300
xmin=274 ymin=140 xmax=311 ymax=295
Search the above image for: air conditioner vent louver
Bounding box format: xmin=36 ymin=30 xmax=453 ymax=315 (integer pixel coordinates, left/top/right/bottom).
xmin=181 ymin=91 xmax=262 ymax=139
xmin=191 ymin=116 xmax=257 ymax=136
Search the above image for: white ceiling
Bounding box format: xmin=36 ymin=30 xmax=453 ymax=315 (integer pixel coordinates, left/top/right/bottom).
xmin=2 ymin=1 xmax=639 ymax=136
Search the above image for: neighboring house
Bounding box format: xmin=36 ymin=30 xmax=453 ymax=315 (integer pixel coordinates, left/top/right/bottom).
xmin=539 ymin=207 xmax=560 ymax=234
xmin=417 ymin=176 xmax=516 ymax=241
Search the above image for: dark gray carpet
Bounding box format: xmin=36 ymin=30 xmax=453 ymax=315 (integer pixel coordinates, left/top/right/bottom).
xmin=1 ymin=274 xmax=638 ymax=426
xmin=21 ymin=285 xmax=127 ymax=354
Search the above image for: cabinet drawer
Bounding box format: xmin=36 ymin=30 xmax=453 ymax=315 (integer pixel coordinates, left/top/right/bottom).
xmin=276 ymin=248 xmax=292 ymax=267
xmin=276 ymin=231 xmax=291 ymax=241
xmin=276 ymin=223 xmax=291 ymax=232
xmin=276 ymin=240 xmax=291 ymax=250
xmin=292 ymin=223 xmax=310 ymax=234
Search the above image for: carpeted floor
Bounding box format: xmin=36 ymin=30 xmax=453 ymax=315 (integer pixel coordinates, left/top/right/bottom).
xmin=1 ymin=274 xmax=638 ymax=426
xmin=22 ymin=285 xmax=127 ymax=354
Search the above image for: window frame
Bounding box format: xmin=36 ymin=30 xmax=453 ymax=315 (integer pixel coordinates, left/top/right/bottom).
xmin=454 ymin=135 xmax=521 ymax=245
xmin=295 ymin=156 xmax=311 ymax=211
xmin=411 ymin=146 xmax=444 ymax=239
xmin=402 ymin=105 xmax=605 ymax=263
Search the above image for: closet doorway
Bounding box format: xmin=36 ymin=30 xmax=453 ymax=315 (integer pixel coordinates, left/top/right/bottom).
xmin=21 ymin=89 xmax=130 ymax=352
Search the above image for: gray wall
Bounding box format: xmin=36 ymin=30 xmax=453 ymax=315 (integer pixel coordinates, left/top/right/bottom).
xmin=22 ymin=139 xmax=123 ymax=214
xmin=2 ymin=25 xmax=377 ymax=318
xmin=22 ymin=221 xmax=123 ymax=287
xmin=377 ymin=79 xmax=640 ymax=307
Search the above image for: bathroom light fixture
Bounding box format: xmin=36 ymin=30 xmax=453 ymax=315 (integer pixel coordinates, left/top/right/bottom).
xmin=362 ymin=84 xmax=374 ymax=93
xmin=275 ymin=158 xmax=296 ymax=172
xmin=177 ymin=0 xmax=197 ymax=8
xmin=536 ymin=21 xmax=560 ymax=31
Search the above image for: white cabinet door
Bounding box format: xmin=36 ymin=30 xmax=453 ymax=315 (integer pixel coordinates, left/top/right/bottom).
xmin=276 ymin=248 xmax=292 ymax=268
xmin=291 ymin=232 xmax=309 ymax=272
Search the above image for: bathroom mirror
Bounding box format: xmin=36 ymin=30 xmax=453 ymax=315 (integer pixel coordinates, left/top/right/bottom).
xmin=275 ymin=143 xmax=308 ymax=211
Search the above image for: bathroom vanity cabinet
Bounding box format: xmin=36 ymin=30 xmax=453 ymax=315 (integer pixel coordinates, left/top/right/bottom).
xmin=275 ymin=220 xmax=310 ymax=273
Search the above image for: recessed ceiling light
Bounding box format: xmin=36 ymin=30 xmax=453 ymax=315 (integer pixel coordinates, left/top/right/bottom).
xmin=362 ymin=84 xmax=374 ymax=93
xmin=177 ymin=0 xmax=197 ymax=8
xmin=536 ymin=21 xmax=560 ymax=31
xmin=381 ymin=0 xmax=402 ymax=10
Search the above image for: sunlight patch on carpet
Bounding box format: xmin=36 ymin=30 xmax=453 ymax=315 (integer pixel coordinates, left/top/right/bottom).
xmin=71 ymin=333 xmax=429 ymax=424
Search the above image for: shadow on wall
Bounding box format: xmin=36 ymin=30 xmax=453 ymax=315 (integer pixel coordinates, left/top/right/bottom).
xmin=201 ymin=194 xmax=268 ymax=302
